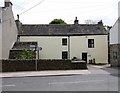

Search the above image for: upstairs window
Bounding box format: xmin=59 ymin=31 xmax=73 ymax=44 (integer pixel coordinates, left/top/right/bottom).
xmin=62 ymin=38 xmax=67 ymax=46
xmin=88 ymin=39 xmax=94 ymax=48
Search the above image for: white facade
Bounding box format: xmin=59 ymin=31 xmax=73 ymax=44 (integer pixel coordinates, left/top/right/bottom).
xmin=20 ymin=35 xmax=108 ymax=64
xmin=70 ymin=35 xmax=108 ymax=64
xmin=110 ymin=2 xmax=120 ymax=45
xmin=0 ymin=1 xmax=18 ymax=59
xmin=0 ymin=8 xmax=2 ymax=59
xmin=110 ymin=19 xmax=120 ymax=44
xmin=0 ymin=0 xmax=4 ymax=7
xmin=118 ymin=1 xmax=120 ymax=18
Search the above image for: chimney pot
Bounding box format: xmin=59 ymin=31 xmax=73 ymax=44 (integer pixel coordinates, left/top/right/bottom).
xmin=98 ymin=20 xmax=103 ymax=26
xmin=17 ymin=14 xmax=19 ymax=20
xmin=74 ymin=17 xmax=79 ymax=25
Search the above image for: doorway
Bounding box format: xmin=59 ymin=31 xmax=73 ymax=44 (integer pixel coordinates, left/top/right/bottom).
xmin=82 ymin=53 xmax=87 ymax=63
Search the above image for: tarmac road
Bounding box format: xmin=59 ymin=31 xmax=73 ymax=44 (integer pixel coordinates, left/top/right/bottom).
xmin=2 ymin=65 xmax=119 ymax=91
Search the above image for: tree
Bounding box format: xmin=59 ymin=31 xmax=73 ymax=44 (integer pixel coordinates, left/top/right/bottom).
xmin=49 ymin=19 xmax=67 ymax=24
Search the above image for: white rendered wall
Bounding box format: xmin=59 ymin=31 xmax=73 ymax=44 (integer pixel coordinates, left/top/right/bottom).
xmin=110 ymin=20 xmax=119 ymax=44
xmin=20 ymin=35 xmax=108 ymax=64
xmin=20 ymin=36 xmax=68 ymax=59
xmin=0 ymin=8 xmax=2 ymax=59
xmin=2 ymin=5 xmax=18 ymax=59
xmin=70 ymin=35 xmax=108 ymax=64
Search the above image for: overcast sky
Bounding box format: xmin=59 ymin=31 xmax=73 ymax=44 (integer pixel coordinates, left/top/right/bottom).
xmin=2 ymin=0 xmax=120 ymax=25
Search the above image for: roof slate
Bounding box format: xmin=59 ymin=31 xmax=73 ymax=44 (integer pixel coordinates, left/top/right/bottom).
xmin=18 ymin=24 xmax=107 ymax=36
xmin=12 ymin=42 xmax=37 ymax=50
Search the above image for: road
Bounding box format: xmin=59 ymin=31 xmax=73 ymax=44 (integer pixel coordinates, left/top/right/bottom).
xmin=2 ymin=65 xmax=120 ymax=91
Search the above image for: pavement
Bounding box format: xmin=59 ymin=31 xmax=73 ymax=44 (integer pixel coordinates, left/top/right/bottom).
xmin=0 ymin=70 xmax=90 ymax=78
xmin=0 ymin=64 xmax=111 ymax=78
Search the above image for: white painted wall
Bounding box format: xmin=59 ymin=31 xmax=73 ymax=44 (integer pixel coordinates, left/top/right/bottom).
xmin=0 ymin=8 xmax=2 ymax=59
xmin=20 ymin=35 xmax=108 ymax=64
xmin=0 ymin=7 xmax=2 ymax=93
xmin=110 ymin=20 xmax=119 ymax=44
xmin=2 ymin=5 xmax=18 ymax=59
xmin=118 ymin=2 xmax=120 ymax=44
xmin=70 ymin=35 xmax=108 ymax=64
xmin=110 ymin=2 xmax=120 ymax=45
xmin=118 ymin=1 xmax=120 ymax=18
xmin=20 ymin=36 xmax=68 ymax=59
xmin=118 ymin=19 xmax=120 ymax=43
xmin=0 ymin=0 xmax=4 ymax=7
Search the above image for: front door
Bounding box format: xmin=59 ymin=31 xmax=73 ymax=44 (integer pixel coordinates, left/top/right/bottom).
xmin=82 ymin=53 xmax=87 ymax=63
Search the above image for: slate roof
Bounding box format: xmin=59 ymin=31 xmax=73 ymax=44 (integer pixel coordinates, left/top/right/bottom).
xmin=18 ymin=24 xmax=107 ymax=36
xmin=12 ymin=42 xmax=37 ymax=50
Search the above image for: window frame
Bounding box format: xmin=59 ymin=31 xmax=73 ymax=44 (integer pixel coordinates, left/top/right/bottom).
xmin=62 ymin=38 xmax=67 ymax=46
xmin=88 ymin=39 xmax=94 ymax=48
xmin=62 ymin=51 xmax=68 ymax=59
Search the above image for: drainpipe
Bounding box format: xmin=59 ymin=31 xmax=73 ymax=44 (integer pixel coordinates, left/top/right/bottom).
xmin=68 ymin=36 xmax=70 ymax=60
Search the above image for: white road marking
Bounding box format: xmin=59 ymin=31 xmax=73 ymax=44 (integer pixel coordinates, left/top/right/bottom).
xmin=2 ymin=84 xmax=16 ymax=87
xmin=49 ymin=80 xmax=105 ymax=85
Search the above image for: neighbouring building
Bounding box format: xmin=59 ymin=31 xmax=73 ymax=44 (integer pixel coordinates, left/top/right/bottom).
xmin=110 ymin=18 xmax=120 ymax=67
xmin=16 ymin=18 xmax=108 ymax=64
xmin=0 ymin=0 xmax=18 ymax=59
xmin=0 ymin=8 xmax=2 ymax=59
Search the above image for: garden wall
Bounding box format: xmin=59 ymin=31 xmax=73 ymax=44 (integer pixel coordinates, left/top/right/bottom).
xmin=110 ymin=44 xmax=120 ymax=67
xmin=2 ymin=59 xmax=87 ymax=72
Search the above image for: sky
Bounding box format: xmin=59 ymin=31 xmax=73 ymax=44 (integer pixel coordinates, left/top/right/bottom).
xmin=1 ymin=0 xmax=120 ymax=26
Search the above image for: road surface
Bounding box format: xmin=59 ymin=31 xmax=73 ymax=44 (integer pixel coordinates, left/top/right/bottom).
xmin=2 ymin=65 xmax=120 ymax=91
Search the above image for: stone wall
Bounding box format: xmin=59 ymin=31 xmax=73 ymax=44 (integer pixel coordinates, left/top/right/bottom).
xmin=2 ymin=59 xmax=36 ymax=72
xmin=2 ymin=59 xmax=87 ymax=72
xmin=110 ymin=44 xmax=120 ymax=67
xmin=9 ymin=50 xmax=22 ymax=59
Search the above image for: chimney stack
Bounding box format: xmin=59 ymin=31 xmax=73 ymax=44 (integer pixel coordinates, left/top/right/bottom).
xmin=74 ymin=17 xmax=79 ymax=25
xmin=98 ymin=20 xmax=103 ymax=26
xmin=4 ymin=0 xmax=13 ymax=7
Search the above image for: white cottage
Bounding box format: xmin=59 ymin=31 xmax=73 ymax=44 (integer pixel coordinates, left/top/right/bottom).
xmin=17 ymin=18 xmax=108 ymax=64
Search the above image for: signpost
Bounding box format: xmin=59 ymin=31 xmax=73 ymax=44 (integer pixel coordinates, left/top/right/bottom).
xmin=30 ymin=45 xmax=42 ymax=71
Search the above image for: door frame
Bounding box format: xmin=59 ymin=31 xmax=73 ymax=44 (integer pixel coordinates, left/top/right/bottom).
xmin=82 ymin=52 xmax=87 ymax=63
